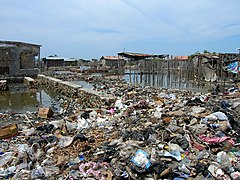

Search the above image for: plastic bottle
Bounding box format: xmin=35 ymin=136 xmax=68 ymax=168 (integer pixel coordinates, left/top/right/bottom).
xmin=0 ymin=152 xmax=13 ymax=167
xmin=31 ymin=165 xmax=45 ymax=179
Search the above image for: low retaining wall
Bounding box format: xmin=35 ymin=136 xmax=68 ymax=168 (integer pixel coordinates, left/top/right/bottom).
xmin=37 ymin=74 xmax=115 ymax=108
xmin=24 ymin=77 xmax=36 ymax=89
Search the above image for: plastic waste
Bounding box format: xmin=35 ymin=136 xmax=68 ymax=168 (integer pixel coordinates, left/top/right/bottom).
xmin=47 ymin=147 xmax=55 ymax=154
xmin=89 ymin=110 xmax=97 ymax=120
xmin=199 ymin=134 xmax=235 ymax=145
xmin=209 ymin=124 xmax=220 ymax=129
xmin=221 ymin=100 xmax=230 ymax=109
xmin=0 ymin=170 xmax=13 ymax=179
xmin=77 ymin=117 xmax=89 ymax=129
xmin=36 ymin=124 xmax=54 ymax=133
xmin=205 ymin=111 xmax=228 ymax=121
xmin=231 ymin=171 xmax=240 ymax=180
xmin=153 ymin=106 xmax=163 ymax=118
xmin=169 ymin=93 xmax=176 ymax=99
xmin=8 ymin=166 xmax=16 ymax=173
xmin=23 ymin=128 xmax=36 ymax=136
xmin=49 ymin=119 xmax=65 ymax=129
xmin=163 ymin=150 xmax=182 ymax=161
xmin=115 ymin=99 xmax=125 ymax=110
xmin=131 ymin=149 xmax=151 ymax=169
xmin=217 ymin=151 xmax=234 ymax=173
xmin=150 ymin=148 xmax=158 ymax=164
xmin=79 ymin=155 xmax=85 ymax=161
xmin=191 ymin=106 xmax=206 ymax=114
xmin=108 ymin=108 xmax=115 ymax=115
xmin=12 ymin=169 xmax=31 ymax=179
xmin=44 ymin=166 xmax=60 ymax=177
xmin=168 ymin=143 xmax=185 ymax=153
xmin=58 ymin=136 xmax=74 ymax=147
xmin=196 ymin=150 xmax=210 ymax=160
xmin=65 ymin=121 xmax=78 ymax=132
xmin=31 ymin=165 xmax=46 ymax=179
xmin=0 ymin=152 xmax=13 ymax=167
xmin=79 ymin=162 xmax=110 ymax=179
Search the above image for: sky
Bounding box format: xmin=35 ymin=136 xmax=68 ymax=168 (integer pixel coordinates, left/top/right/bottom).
xmin=0 ymin=0 xmax=240 ymax=59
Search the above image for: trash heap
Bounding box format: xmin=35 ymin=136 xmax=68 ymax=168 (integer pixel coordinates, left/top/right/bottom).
xmin=0 ymin=78 xmax=240 ymax=179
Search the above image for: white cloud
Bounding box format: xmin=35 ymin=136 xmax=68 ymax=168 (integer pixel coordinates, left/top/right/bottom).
xmin=0 ymin=0 xmax=239 ymax=57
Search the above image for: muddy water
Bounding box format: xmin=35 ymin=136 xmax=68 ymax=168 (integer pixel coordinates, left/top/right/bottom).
xmin=71 ymin=80 xmax=94 ymax=89
xmin=124 ymin=69 xmax=213 ymax=93
xmin=0 ymin=83 xmax=60 ymax=113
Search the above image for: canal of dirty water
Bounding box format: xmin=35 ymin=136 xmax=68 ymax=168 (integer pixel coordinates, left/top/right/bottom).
xmin=0 ymin=79 xmax=97 ymax=113
xmin=0 ymin=83 xmax=60 ymax=113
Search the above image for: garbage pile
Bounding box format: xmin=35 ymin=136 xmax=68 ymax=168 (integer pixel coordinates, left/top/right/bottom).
xmin=1 ymin=78 xmax=240 ymax=179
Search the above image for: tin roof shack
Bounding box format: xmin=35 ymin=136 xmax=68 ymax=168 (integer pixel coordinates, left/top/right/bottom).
xmin=42 ymin=56 xmax=64 ymax=67
xmin=218 ymin=53 xmax=238 ymax=63
xmin=0 ymin=41 xmax=41 ymax=76
xmin=218 ymin=53 xmax=239 ymax=78
xmin=117 ymin=52 xmax=166 ymax=70
xmin=100 ymin=56 xmax=125 ymax=68
xmin=193 ymin=53 xmax=220 ymax=82
xmin=118 ymin=52 xmax=152 ymax=65
xmin=42 ymin=57 xmax=78 ymax=67
xmin=64 ymin=58 xmax=78 ymax=67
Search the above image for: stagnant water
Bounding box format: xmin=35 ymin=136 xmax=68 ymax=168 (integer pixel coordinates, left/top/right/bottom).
xmin=124 ymin=69 xmax=215 ymax=93
xmin=0 ymin=79 xmax=96 ymax=113
xmin=0 ymin=83 xmax=60 ymax=113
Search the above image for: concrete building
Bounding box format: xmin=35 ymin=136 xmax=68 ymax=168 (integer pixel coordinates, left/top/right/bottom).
xmin=42 ymin=57 xmax=78 ymax=67
xmin=42 ymin=56 xmax=65 ymax=67
xmin=64 ymin=58 xmax=78 ymax=66
xmin=0 ymin=40 xmax=41 ymax=76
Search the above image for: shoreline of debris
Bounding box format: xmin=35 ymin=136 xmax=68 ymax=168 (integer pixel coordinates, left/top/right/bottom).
xmin=0 ymin=73 xmax=240 ymax=179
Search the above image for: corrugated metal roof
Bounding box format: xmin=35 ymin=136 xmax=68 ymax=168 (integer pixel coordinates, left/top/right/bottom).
xmin=118 ymin=52 xmax=152 ymax=57
xmin=0 ymin=40 xmax=41 ymax=47
xmin=204 ymin=54 xmax=219 ymax=59
xmin=101 ymin=56 xmax=123 ymax=60
xmin=44 ymin=57 xmax=65 ymax=60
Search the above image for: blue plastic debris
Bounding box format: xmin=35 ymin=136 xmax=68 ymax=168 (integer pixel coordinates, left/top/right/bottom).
xmin=131 ymin=149 xmax=151 ymax=169
xmin=79 ymin=155 xmax=84 ymax=161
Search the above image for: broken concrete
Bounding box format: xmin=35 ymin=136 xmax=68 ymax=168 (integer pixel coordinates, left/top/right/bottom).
xmin=24 ymin=77 xmax=36 ymax=89
xmin=37 ymin=74 xmax=114 ymax=109
xmin=0 ymin=80 xmax=8 ymax=91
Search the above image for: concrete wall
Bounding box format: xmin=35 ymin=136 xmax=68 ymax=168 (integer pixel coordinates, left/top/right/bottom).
xmin=0 ymin=41 xmax=40 ymax=76
xmin=0 ymin=46 xmax=18 ymax=75
xmin=37 ymin=74 xmax=115 ymax=109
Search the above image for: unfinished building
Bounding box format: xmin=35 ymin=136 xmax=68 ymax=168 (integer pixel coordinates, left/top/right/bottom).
xmin=0 ymin=40 xmax=41 ymax=76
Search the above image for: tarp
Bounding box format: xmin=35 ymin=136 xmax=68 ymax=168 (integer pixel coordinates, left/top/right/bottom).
xmin=227 ymin=61 xmax=240 ymax=74
xmin=202 ymin=64 xmax=217 ymax=82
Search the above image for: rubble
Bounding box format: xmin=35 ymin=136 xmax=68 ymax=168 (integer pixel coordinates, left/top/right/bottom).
xmin=0 ymin=73 xmax=240 ymax=179
xmin=24 ymin=77 xmax=36 ymax=89
xmin=0 ymin=124 xmax=18 ymax=139
xmin=38 ymin=108 xmax=54 ymax=119
xmin=0 ymin=80 xmax=8 ymax=91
